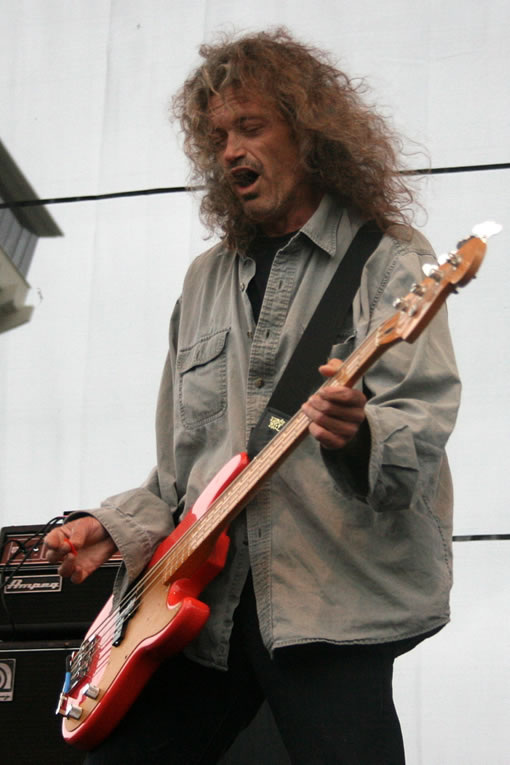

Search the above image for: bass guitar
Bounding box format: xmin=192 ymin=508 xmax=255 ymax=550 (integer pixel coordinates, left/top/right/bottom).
xmin=56 ymin=222 xmax=500 ymax=749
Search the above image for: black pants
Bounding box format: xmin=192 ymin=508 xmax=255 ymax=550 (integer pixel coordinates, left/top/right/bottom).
xmin=84 ymin=574 xmax=418 ymax=765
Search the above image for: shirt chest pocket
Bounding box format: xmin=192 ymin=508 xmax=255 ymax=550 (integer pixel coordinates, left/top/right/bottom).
xmin=177 ymin=328 xmax=229 ymax=430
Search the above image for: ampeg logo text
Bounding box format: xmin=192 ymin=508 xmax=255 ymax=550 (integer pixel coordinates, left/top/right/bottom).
xmin=3 ymin=574 xmax=62 ymax=594
xmin=0 ymin=660 xmax=16 ymax=702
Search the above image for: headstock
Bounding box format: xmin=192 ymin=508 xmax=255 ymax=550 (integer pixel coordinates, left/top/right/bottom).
xmin=384 ymin=221 xmax=502 ymax=344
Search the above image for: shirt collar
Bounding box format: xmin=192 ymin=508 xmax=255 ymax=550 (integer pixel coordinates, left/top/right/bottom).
xmin=299 ymin=194 xmax=344 ymax=258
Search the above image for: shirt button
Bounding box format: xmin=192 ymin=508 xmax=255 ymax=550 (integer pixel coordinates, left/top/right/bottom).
xmin=254 ymin=378 xmax=265 ymax=388
xmin=240 ymin=282 xmax=246 ymax=291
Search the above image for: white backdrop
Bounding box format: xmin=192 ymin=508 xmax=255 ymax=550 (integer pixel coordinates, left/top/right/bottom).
xmin=1 ymin=2 xmax=509 ymax=762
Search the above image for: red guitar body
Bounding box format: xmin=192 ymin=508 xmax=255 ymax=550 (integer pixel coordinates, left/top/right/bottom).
xmin=59 ymin=452 xmax=250 ymax=750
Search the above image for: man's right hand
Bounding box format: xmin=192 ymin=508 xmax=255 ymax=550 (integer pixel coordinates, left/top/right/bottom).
xmin=42 ymin=516 xmax=118 ymax=584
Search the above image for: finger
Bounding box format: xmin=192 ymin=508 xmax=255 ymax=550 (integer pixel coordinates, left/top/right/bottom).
xmin=302 ymin=393 xmax=365 ymax=449
xmin=316 ymin=386 xmax=366 ymax=408
xmin=56 ymin=553 xmax=78 ymax=579
xmin=41 ymin=527 xmax=61 ymax=553
xmin=42 ymin=529 xmax=73 ymax=562
xmin=303 ymin=395 xmax=366 ymax=425
xmin=59 ymin=559 xmax=87 ymax=585
xmin=54 ymin=540 xmax=93 ymax=583
xmin=304 ymin=400 xmax=365 ymax=425
xmin=318 ymin=358 xmax=343 ymax=378
xmin=308 ymin=420 xmax=360 ymax=450
xmin=43 ymin=518 xmax=95 ymax=560
xmin=306 ymin=405 xmax=364 ymax=436
xmin=69 ymin=565 xmax=87 ymax=585
xmin=303 ymin=400 xmax=362 ymax=438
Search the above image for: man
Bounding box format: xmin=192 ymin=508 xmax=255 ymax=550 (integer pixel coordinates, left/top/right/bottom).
xmin=43 ymin=28 xmax=460 ymax=764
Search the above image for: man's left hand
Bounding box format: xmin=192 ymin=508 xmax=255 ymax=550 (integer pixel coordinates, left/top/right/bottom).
xmin=301 ymin=359 xmax=366 ymax=450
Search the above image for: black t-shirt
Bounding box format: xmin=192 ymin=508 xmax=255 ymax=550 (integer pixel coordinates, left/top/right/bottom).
xmin=246 ymin=232 xmax=296 ymax=323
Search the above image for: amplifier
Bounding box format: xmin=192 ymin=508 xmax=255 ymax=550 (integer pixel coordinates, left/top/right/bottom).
xmin=0 ymin=524 xmax=121 ymax=640
xmin=0 ymin=639 xmax=83 ymax=764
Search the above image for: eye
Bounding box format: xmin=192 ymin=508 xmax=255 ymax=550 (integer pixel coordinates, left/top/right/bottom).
xmin=210 ymin=130 xmax=226 ymax=149
xmin=240 ymin=119 xmax=264 ymax=136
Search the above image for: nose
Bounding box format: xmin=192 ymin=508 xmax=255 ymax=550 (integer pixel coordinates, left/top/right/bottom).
xmin=222 ymin=132 xmax=245 ymax=166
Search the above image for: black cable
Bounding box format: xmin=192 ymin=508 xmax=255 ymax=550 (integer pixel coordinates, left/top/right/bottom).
xmin=0 ymin=184 xmax=194 ymax=209
xmin=453 ymin=534 xmax=510 ymax=542
xmin=0 ymin=162 xmax=508 ymax=211
xmin=403 ymin=161 xmax=510 ymax=176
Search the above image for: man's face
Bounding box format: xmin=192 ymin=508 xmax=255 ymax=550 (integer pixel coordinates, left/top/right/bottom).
xmin=208 ymin=87 xmax=322 ymax=236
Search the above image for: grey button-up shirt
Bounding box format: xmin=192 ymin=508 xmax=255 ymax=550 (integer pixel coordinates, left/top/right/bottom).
xmin=92 ymin=195 xmax=460 ymax=670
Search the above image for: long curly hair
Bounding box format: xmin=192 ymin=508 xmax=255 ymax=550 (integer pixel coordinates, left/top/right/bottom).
xmin=172 ymin=28 xmax=417 ymax=250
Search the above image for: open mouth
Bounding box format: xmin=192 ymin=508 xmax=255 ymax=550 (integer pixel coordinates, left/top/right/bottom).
xmin=231 ymin=168 xmax=260 ymax=190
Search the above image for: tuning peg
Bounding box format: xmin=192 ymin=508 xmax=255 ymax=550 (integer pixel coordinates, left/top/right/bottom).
xmin=422 ymin=264 xmax=442 ymax=281
xmin=410 ymin=282 xmax=426 ymax=296
xmin=472 ymin=221 xmax=503 ymax=240
xmin=438 ymin=251 xmax=462 ymax=267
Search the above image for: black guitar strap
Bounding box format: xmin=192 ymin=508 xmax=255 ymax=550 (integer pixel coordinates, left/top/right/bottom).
xmin=246 ymin=220 xmax=382 ymax=458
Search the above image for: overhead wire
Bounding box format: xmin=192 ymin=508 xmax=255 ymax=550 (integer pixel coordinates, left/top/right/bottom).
xmin=1 ymin=162 xmax=509 ymax=211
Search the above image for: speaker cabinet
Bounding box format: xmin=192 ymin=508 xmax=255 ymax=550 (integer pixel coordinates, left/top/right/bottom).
xmin=0 ymin=640 xmax=83 ymax=764
xmin=0 ymin=640 xmax=290 ymax=765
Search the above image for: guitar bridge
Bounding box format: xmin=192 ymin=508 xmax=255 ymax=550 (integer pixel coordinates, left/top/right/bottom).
xmin=56 ymin=637 xmax=99 ymax=718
